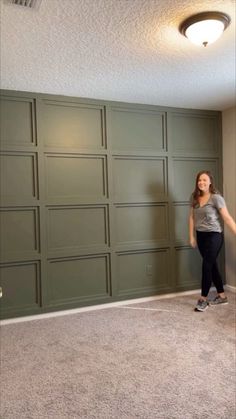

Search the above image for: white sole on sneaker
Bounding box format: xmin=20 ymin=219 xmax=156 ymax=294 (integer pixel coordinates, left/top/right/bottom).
xmin=194 ymin=305 xmax=209 ymax=312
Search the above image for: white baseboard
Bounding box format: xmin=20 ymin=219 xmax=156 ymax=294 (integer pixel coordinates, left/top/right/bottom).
xmin=0 ymin=288 xmax=201 ymax=326
xmin=225 ymin=284 xmax=236 ymax=293
xmin=2 ymin=285 xmax=234 ymax=326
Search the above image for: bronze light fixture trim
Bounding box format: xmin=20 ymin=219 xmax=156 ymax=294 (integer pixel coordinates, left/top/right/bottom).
xmin=179 ymin=11 xmax=231 ymax=47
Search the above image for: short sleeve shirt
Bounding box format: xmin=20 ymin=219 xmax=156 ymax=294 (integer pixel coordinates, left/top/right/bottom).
xmin=190 ymin=194 xmax=226 ymax=233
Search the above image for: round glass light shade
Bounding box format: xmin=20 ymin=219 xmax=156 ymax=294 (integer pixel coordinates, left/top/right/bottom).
xmin=179 ymin=12 xmax=231 ymax=47
xmin=185 ymin=19 xmax=225 ymax=46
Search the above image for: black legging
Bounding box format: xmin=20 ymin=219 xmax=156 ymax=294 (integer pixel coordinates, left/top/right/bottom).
xmin=196 ymin=231 xmax=224 ymax=298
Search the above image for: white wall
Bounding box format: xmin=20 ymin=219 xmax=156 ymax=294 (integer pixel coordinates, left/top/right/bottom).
xmin=222 ymin=107 xmax=236 ymax=288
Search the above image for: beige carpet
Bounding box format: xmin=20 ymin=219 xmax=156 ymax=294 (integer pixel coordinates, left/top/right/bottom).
xmin=0 ymin=291 xmax=235 ymax=418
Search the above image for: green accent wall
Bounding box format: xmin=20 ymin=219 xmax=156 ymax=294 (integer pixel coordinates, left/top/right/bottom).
xmin=0 ymin=90 xmax=223 ymax=319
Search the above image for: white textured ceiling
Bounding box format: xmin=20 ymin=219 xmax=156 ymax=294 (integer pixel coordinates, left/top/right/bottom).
xmin=0 ymin=0 xmax=235 ymax=110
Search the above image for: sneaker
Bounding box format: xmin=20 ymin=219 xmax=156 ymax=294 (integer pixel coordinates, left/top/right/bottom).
xmin=210 ymin=296 xmax=228 ymax=305
xmin=195 ymin=299 xmax=209 ymax=312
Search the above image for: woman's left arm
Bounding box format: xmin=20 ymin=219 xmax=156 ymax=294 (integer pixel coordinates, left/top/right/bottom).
xmin=219 ymin=206 xmax=236 ymax=235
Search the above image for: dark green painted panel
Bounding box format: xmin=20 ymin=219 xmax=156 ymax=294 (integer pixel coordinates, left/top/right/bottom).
xmin=172 ymin=113 xmax=218 ymax=154
xmin=172 ymin=159 xmax=218 ymax=201
xmin=173 ymin=204 xmax=190 ymax=245
xmin=115 ymin=204 xmax=169 ymax=247
xmin=47 ymin=205 xmax=108 ymax=254
xmin=117 ymin=249 xmax=170 ymax=296
xmin=0 ymin=97 xmax=35 ymax=147
xmin=0 ymin=153 xmax=38 ymax=203
xmin=174 ymin=247 xmax=202 ymax=289
xmin=110 ymin=107 xmax=166 ymax=151
xmin=42 ymin=100 xmax=105 ymax=149
xmin=48 ymin=255 xmax=110 ymax=304
xmin=0 ymin=262 xmax=40 ymax=311
xmin=45 ymin=154 xmax=107 ymax=201
xmin=0 ymin=89 xmax=222 ymax=319
xmin=113 ymin=157 xmax=167 ymax=202
xmin=0 ymin=208 xmax=39 ymax=260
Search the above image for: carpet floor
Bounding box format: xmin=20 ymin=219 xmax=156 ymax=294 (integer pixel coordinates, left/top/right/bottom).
xmin=0 ymin=291 xmax=235 ymax=418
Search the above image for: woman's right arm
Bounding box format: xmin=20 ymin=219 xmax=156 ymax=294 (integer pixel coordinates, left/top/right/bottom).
xmin=189 ymin=207 xmax=197 ymax=248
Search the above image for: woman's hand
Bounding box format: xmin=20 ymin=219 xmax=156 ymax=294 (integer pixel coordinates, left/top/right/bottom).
xmin=190 ymin=237 xmax=197 ymax=248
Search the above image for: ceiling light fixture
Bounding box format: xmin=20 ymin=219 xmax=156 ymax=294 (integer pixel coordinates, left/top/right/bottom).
xmin=179 ymin=11 xmax=231 ymax=47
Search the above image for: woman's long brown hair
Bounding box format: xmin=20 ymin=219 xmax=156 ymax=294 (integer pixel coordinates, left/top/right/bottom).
xmin=191 ymin=171 xmax=218 ymax=207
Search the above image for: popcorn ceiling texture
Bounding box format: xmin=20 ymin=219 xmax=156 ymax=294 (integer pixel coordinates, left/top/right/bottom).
xmin=0 ymin=0 xmax=235 ymax=110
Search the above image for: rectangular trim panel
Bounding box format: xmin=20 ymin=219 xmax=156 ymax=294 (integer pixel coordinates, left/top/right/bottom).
xmin=0 ymin=261 xmax=41 ymax=317
xmin=114 ymin=203 xmax=169 ymax=250
xmin=113 ymin=156 xmax=167 ymax=202
xmin=0 ymin=207 xmax=40 ymax=262
xmin=116 ymin=248 xmax=171 ymax=297
xmin=171 ymin=112 xmax=219 ymax=155
xmin=46 ymin=205 xmax=109 ymax=257
xmin=0 ymin=96 xmax=36 ymax=148
xmin=47 ymin=253 xmax=111 ymax=307
xmin=110 ymin=107 xmax=166 ymax=152
xmin=41 ymin=100 xmax=106 ymax=150
xmin=45 ymin=154 xmax=108 ymax=203
xmin=0 ymin=152 xmax=39 ymax=205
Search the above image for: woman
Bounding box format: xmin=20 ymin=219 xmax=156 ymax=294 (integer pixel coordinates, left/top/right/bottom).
xmin=189 ymin=170 xmax=236 ymax=312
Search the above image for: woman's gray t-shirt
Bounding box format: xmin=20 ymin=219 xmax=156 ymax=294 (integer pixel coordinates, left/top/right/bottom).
xmin=190 ymin=194 xmax=226 ymax=233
